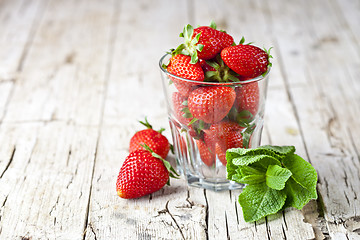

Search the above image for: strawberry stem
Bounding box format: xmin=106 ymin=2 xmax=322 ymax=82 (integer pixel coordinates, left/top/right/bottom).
xmin=204 ymin=56 xmax=240 ymax=82
xmin=209 ymin=20 xmax=217 ymax=29
xmin=139 ymin=117 xmax=153 ymax=129
xmin=175 ymin=24 xmax=203 ymax=64
xmin=139 ymin=117 xmax=166 ymax=134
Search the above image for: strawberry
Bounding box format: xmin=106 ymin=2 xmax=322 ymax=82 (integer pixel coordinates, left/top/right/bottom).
xmin=221 ymin=44 xmax=270 ymax=78
xmin=129 ymin=118 xmax=170 ymax=159
xmin=218 ymin=127 xmax=244 ymax=165
xmin=192 ymin=25 xmax=234 ymax=60
xmin=204 ymin=121 xmax=244 ymax=165
xmin=215 ymin=143 xmax=228 ymax=165
xmin=204 ymin=121 xmax=244 ymax=147
xmin=196 ymin=139 xmax=215 ymax=166
xmin=172 ymin=92 xmax=192 ymax=126
xmin=172 ymin=92 xmax=208 ymax=140
xmin=188 ymin=86 xmax=235 ymax=124
xmin=234 ymin=82 xmax=260 ymax=117
xmin=178 ymin=22 xmax=234 ymax=63
xmin=166 ymin=54 xmax=204 ymax=97
xmin=116 ymin=149 xmax=177 ymax=199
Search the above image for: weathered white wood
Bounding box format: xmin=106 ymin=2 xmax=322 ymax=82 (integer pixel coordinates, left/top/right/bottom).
xmin=0 ymin=123 xmax=99 ymax=239
xmin=0 ymin=0 xmax=359 ymax=239
xmin=0 ymin=0 xmax=47 ymax=80
xmin=3 ymin=0 xmax=112 ymax=125
xmin=268 ymin=0 xmax=360 ymax=238
xmin=0 ymin=0 xmax=113 ymax=239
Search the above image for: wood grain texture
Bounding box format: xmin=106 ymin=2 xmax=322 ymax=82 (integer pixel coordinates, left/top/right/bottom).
xmin=0 ymin=0 xmax=359 ymax=239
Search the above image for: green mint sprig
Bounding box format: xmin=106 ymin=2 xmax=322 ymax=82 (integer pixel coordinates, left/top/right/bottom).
xmin=226 ymin=145 xmax=318 ymax=222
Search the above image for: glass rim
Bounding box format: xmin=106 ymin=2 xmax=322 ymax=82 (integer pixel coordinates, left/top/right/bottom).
xmin=159 ymin=53 xmax=271 ymax=86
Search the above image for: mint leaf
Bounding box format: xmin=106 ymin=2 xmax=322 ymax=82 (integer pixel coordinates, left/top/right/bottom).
xmin=233 ymin=174 xmax=265 ymax=185
xmin=226 ymin=148 xmax=284 ymax=181
xmin=226 ymin=158 xmax=238 ymax=180
xmin=239 ymin=165 xmax=265 ymax=176
xmin=265 ymin=165 xmax=292 ymax=190
xmin=226 ymin=145 xmax=295 ymax=164
xmin=233 ymin=154 xmax=278 ymax=166
xmin=238 ymin=183 xmax=287 ymax=222
xmin=244 ymin=156 xmax=281 ymax=170
xmin=281 ymin=154 xmax=318 ymax=209
xmin=282 ymin=154 xmax=317 ymax=191
xmin=283 ymin=178 xmax=315 ymax=209
xmin=226 ymin=145 xmax=318 ymax=223
xmin=231 ymin=165 xmax=266 ymax=185
xmin=257 ymin=145 xmax=296 ymax=156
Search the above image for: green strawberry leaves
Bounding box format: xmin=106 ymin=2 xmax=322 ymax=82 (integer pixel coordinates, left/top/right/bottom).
xmin=204 ymin=55 xmax=240 ymax=83
xmin=226 ymin=145 xmax=318 ymax=222
xmin=178 ymin=24 xmax=203 ymax=64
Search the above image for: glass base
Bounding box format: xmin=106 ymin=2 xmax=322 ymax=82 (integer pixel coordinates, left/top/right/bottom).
xmin=186 ymin=175 xmax=244 ymax=191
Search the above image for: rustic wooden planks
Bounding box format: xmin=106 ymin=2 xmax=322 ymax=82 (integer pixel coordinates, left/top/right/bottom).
xmin=0 ymin=0 xmax=114 ymax=239
xmin=0 ymin=0 xmax=359 ymax=239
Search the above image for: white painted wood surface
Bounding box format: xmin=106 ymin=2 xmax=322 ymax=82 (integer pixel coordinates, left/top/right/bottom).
xmin=0 ymin=0 xmax=359 ymax=239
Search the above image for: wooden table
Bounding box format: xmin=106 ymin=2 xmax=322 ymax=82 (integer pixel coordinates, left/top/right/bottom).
xmin=0 ymin=0 xmax=359 ymax=239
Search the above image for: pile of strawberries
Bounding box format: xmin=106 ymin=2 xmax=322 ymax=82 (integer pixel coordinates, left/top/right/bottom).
xmin=116 ymin=118 xmax=176 ymax=199
xmin=163 ymin=22 xmax=271 ymax=166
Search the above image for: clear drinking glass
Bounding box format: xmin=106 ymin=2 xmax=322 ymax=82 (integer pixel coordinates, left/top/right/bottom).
xmin=159 ymin=54 xmax=270 ymax=191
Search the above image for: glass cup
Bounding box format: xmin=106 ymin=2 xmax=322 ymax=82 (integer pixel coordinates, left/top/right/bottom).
xmin=159 ymin=54 xmax=270 ymax=191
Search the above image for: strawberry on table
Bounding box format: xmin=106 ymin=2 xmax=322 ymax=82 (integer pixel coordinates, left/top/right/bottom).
xmin=221 ymin=41 xmax=271 ymax=78
xmin=116 ymin=148 xmax=178 ymax=199
xmin=129 ymin=118 xmax=170 ymax=159
xmin=166 ymin=54 xmax=204 ymax=97
xmin=187 ymin=86 xmax=235 ymax=124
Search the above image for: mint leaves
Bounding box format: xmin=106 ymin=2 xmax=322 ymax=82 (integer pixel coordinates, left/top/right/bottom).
xmin=265 ymin=165 xmax=292 ymax=190
xmin=226 ymin=145 xmax=318 ymax=222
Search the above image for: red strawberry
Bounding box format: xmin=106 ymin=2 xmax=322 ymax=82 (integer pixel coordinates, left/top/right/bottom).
xmin=192 ymin=26 xmax=234 ymax=60
xmin=129 ymin=118 xmax=170 ymax=159
xmin=172 ymin=92 xmax=208 ymax=140
xmin=188 ymin=86 xmax=235 ymax=124
xmin=196 ymin=139 xmax=215 ymax=166
xmin=234 ymin=82 xmax=260 ymax=117
xmin=116 ymin=150 xmax=170 ymax=199
xmin=204 ymin=121 xmax=243 ymax=147
xmin=204 ymin=121 xmax=244 ymax=165
xmin=215 ymin=143 xmax=228 ymax=165
xmin=221 ymin=44 xmax=270 ymax=78
xmin=217 ymin=127 xmax=244 ymax=165
xmin=178 ymin=22 xmax=234 ymax=63
xmin=166 ymin=54 xmax=204 ymax=97
xmin=172 ymin=92 xmax=192 ymax=126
